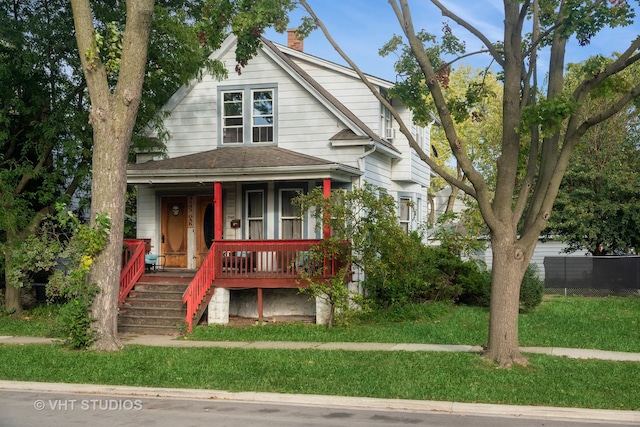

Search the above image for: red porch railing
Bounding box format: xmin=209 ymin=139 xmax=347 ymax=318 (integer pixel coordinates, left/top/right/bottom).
xmin=119 ymin=239 xmax=146 ymax=305
xmin=182 ymin=239 xmax=348 ymax=331
xmin=182 ymin=240 xmax=217 ymax=332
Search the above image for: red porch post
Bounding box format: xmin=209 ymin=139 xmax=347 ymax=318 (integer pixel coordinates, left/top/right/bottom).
xmin=214 ymin=182 xmax=223 ymax=240
xmin=323 ymin=178 xmax=331 ymax=239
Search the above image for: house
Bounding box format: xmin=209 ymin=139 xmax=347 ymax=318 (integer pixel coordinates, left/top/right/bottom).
xmin=123 ymin=31 xmax=433 ymax=329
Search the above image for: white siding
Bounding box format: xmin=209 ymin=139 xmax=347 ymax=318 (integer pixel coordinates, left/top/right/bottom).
xmin=479 ymin=240 xmax=589 ymax=280
xmin=136 ymin=186 xmax=158 ymax=247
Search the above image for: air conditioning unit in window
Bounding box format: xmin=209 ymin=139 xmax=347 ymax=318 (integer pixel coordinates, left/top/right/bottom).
xmin=385 ymin=128 xmax=395 ymax=140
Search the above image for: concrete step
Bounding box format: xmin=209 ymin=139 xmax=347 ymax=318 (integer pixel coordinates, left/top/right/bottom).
xmin=133 ymin=282 xmax=190 ymax=292
xmin=119 ymin=306 xmax=185 ymax=318
xmin=118 ymin=313 xmax=185 ymax=327
xmin=119 ymin=273 xmax=193 ymax=334
xmin=121 ymin=299 xmax=184 ymax=309
xmin=128 ymin=290 xmax=185 ymax=300
xmin=118 ymin=324 xmax=183 ymax=335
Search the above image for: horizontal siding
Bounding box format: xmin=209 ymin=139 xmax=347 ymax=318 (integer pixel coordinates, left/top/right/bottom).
xmin=479 ymin=241 xmax=589 ymax=280
xmin=136 ymin=186 xmax=157 ymax=247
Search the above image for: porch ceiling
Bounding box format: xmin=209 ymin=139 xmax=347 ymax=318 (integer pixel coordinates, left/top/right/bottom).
xmin=127 ymin=146 xmax=362 ymax=184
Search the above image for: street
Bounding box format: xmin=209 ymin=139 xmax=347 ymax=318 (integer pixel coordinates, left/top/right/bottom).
xmin=0 ymin=389 xmax=636 ymax=427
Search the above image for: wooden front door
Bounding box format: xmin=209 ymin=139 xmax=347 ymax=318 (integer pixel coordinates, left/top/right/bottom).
xmin=195 ymin=196 xmax=215 ymax=267
xmin=161 ymin=196 xmax=188 ymax=268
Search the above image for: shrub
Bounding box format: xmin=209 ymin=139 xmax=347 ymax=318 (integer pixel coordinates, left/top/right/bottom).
xmin=456 ymin=263 xmax=545 ymax=312
xmin=519 ymin=264 xmax=544 ymax=313
xmin=456 ymin=261 xmax=492 ymax=307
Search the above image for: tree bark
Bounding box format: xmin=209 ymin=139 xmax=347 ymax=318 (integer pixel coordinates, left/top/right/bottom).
xmin=71 ymin=0 xmax=155 ymax=351
xmin=483 ymin=233 xmax=530 ymax=367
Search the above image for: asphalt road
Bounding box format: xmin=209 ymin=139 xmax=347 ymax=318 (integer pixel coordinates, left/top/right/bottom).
xmin=0 ymin=389 xmax=637 ymax=427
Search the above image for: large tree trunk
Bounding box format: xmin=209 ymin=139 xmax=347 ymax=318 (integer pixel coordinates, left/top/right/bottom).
xmin=88 ymin=107 xmax=130 ymax=351
xmin=483 ymin=233 xmax=530 ymax=367
xmin=71 ymin=0 xmax=155 ymax=351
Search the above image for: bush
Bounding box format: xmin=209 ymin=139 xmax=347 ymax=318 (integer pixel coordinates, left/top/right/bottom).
xmin=362 ymin=234 xmax=465 ymax=307
xmin=456 ymin=263 xmax=545 ymax=312
xmin=519 ymin=264 xmax=544 ymax=313
xmin=456 ymin=261 xmax=492 ymax=307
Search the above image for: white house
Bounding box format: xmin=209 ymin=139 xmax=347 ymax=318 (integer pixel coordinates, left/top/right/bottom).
xmin=124 ymin=31 xmax=432 ymax=328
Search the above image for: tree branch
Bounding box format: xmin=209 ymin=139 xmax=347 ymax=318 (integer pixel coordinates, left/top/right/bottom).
xmin=430 ymin=0 xmax=505 ymax=67
xmin=298 ymin=1 xmax=476 ymax=195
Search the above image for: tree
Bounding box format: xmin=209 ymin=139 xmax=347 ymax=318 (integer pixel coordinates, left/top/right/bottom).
xmin=69 ymin=0 xmax=295 ymax=350
xmin=547 ymin=61 xmax=640 ymax=255
xmin=0 ymin=0 xmax=217 ymax=315
xmin=298 ymin=0 xmax=640 ymax=366
xmin=0 ymin=1 xmax=92 ymax=314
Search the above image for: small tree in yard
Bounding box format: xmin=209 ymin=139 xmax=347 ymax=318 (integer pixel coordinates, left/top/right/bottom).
xmin=294 ymin=185 xmax=403 ymax=326
xmin=295 ymin=184 xmax=473 ymax=324
xmin=298 ymin=0 xmax=640 ymax=367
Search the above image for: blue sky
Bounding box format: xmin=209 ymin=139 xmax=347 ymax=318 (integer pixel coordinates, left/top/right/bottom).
xmin=264 ymin=1 xmax=639 ymax=82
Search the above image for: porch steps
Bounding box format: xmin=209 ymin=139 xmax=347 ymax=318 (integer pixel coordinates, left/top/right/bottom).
xmin=118 ymin=273 xmax=194 ymax=335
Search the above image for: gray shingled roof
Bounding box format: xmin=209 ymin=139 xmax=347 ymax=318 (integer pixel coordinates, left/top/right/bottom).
xmin=128 ymin=146 xmax=340 ymax=171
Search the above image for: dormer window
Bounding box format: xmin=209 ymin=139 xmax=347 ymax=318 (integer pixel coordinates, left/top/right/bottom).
xmin=220 ymin=85 xmax=276 ymax=146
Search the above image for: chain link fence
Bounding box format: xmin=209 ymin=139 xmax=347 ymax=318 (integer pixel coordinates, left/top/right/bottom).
xmin=544 ymin=256 xmax=640 ymax=297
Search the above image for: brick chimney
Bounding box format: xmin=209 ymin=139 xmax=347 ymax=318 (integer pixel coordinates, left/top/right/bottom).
xmin=287 ymin=28 xmax=303 ymax=52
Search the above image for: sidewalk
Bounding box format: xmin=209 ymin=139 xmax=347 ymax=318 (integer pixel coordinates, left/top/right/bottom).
xmin=3 ymin=333 xmax=640 ymax=362
xmin=1 ymin=334 xmax=640 ymax=424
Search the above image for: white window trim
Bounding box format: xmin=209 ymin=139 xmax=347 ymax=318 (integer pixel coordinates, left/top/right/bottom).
xmin=218 ymin=85 xmax=277 ymax=146
xmin=279 ymin=188 xmax=303 ymax=239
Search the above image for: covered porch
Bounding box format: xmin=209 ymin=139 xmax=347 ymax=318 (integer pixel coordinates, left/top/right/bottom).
xmin=124 ymin=147 xmax=361 ymax=329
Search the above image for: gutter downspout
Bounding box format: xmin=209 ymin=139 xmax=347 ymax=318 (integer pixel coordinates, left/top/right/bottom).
xmin=357 ymin=143 xmax=377 ymax=189
xmin=354 ymin=143 xmax=377 ymax=296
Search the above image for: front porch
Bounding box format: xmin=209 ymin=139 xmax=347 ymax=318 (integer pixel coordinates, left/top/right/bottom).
xmin=120 ymin=238 xmax=347 ymax=331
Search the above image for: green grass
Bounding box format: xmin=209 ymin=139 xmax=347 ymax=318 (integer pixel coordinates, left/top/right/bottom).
xmin=189 ymin=296 xmax=640 ymax=353
xmin=0 ymin=344 xmax=638 ymax=410
xmin=2 ymin=296 xmax=639 ymax=353
xmin=0 ymin=304 xmax=61 ymax=337
xmin=1 ymin=296 xmax=640 ymax=410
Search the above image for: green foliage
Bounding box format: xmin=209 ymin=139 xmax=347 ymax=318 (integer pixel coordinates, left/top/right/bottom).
xmin=429 ymin=211 xmax=487 ymax=258
xmin=379 ymin=28 xmax=466 ymax=125
xmin=457 ymin=263 xmax=544 ymax=313
xmin=521 ymin=92 xmax=580 ymax=137
xmin=47 ymin=209 xmax=110 ymax=349
xmin=456 ymin=262 xmax=492 ymax=307
xmin=8 ymin=205 xmax=111 ymax=349
xmin=198 ymin=0 xmax=295 ymax=73
xmin=546 ymin=59 xmax=640 ymax=255
xmin=51 ymin=299 xmax=94 ymax=349
xmin=86 ymin=21 xmax=123 ymax=74
xmin=295 ymin=184 xmax=490 ymax=310
xmin=519 ymin=264 xmax=544 ymax=313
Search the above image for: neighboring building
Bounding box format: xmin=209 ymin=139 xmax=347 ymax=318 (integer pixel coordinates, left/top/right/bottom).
xmin=126 ymin=31 xmax=432 ymax=325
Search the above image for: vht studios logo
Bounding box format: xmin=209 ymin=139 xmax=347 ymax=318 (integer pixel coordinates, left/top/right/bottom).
xmin=34 ymin=399 xmax=143 ymax=411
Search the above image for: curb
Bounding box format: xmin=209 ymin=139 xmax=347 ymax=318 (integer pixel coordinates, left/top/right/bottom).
xmin=1 ymin=380 xmax=638 ymax=424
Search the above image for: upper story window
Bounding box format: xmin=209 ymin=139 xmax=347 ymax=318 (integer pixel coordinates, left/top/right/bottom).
xmin=380 ymin=88 xmax=394 ymax=141
xmin=222 ymin=91 xmax=244 ymax=144
xmin=380 ymin=103 xmax=393 ymax=141
xmin=220 ymin=85 xmax=276 ymax=146
xmin=252 ymin=90 xmax=274 ymax=143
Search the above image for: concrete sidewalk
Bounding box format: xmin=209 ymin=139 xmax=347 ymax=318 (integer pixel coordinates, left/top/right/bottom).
xmin=3 ymin=334 xmax=640 ymax=362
